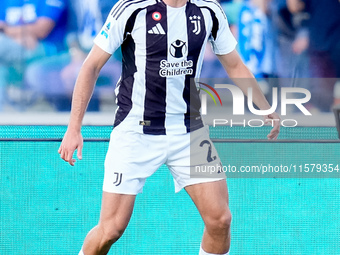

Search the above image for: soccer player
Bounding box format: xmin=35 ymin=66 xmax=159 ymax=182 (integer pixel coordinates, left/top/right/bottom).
xmin=58 ymin=0 xmax=280 ymax=254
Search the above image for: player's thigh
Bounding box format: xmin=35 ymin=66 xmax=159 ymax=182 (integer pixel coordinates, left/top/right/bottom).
xmin=185 ymin=180 xmax=229 ymax=221
xmin=99 ymin=191 xmax=136 ymax=232
xmin=104 ymin=128 xmax=167 ymax=194
xmin=167 ymin=126 xmax=225 ymax=192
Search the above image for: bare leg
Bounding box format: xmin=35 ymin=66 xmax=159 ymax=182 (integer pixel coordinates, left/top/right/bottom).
xmin=185 ymin=180 xmax=231 ymax=254
xmin=81 ymin=191 xmax=136 ymax=255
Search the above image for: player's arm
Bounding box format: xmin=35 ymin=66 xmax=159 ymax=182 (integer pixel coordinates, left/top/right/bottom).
xmin=59 ymin=45 xmax=112 ymax=165
xmin=217 ymin=49 xmax=280 ymax=140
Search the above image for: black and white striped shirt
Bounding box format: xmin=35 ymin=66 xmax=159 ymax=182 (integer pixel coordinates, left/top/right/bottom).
xmin=94 ymin=0 xmax=237 ymax=135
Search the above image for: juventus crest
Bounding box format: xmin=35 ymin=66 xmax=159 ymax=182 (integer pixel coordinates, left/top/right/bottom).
xmin=113 ymin=172 xmax=122 ymax=186
xmin=189 ymin=15 xmax=201 ymax=35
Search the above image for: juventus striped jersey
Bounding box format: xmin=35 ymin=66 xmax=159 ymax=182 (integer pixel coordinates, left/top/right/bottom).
xmin=94 ymin=0 xmax=237 ymax=135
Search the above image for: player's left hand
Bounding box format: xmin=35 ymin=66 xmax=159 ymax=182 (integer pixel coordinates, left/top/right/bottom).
xmin=264 ymin=112 xmax=280 ymax=140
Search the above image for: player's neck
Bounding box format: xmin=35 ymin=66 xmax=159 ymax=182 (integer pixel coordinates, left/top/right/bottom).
xmin=162 ymin=0 xmax=188 ymax=8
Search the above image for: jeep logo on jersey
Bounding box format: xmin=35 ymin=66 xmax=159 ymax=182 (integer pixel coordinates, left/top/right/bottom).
xmin=170 ymin=40 xmax=187 ymax=58
xmin=189 ymin=15 xmax=201 ymax=35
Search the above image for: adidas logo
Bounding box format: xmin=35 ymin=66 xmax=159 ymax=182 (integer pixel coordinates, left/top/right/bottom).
xmin=148 ymin=23 xmax=165 ymax=35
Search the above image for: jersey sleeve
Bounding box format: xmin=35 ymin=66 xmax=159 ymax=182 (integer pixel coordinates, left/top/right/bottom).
xmin=38 ymin=0 xmax=66 ymax=21
xmin=209 ymin=3 xmax=237 ymax=55
xmin=94 ymin=2 xmax=129 ymax=55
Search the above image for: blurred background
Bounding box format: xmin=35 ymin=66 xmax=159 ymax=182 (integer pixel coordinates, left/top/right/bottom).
xmin=0 ymin=0 xmax=339 ymax=119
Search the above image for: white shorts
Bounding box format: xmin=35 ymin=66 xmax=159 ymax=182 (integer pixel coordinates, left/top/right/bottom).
xmin=103 ymin=126 xmax=225 ymax=194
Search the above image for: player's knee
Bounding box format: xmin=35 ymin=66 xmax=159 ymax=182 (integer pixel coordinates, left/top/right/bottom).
xmin=205 ymin=209 xmax=232 ymax=234
xmin=99 ymin=223 xmax=126 ymax=244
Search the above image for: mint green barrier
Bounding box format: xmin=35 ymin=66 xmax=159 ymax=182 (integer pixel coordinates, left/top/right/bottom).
xmin=0 ymin=125 xmax=338 ymax=140
xmin=0 ymin=126 xmax=339 ymax=255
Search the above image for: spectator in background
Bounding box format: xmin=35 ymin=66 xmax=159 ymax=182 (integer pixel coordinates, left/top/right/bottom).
xmin=287 ymin=0 xmax=340 ymax=111
xmin=235 ymin=0 xmax=276 ymax=99
xmin=0 ymin=0 xmax=67 ymax=111
xmin=25 ymin=0 xmax=121 ymax=111
xmin=238 ymin=0 xmax=274 ymax=78
xmin=269 ymin=0 xmax=309 ymax=80
xmin=201 ymin=0 xmax=273 ymax=94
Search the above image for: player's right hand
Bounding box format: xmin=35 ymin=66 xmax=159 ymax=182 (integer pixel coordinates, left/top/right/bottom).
xmin=265 ymin=112 xmax=280 ymax=140
xmin=58 ymin=129 xmax=83 ymax=166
